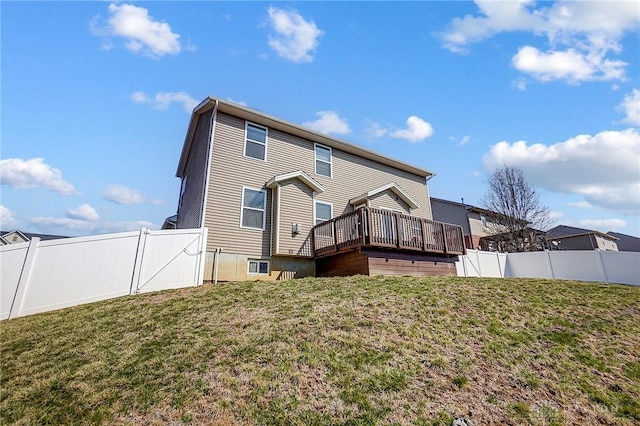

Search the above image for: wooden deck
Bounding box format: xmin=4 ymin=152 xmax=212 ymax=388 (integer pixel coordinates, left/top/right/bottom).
xmin=312 ymin=207 xmax=465 ymax=258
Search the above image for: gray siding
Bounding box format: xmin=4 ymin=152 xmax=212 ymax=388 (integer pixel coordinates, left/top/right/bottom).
xmin=431 ymin=199 xmax=471 ymax=235
xmin=203 ymin=112 xmax=432 ymax=257
xmin=177 ymin=110 xmax=212 ymax=229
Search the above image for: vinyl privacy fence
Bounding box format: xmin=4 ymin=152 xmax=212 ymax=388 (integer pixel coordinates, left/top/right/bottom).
xmin=457 ymin=249 xmax=640 ymax=286
xmin=1 ymin=227 xmax=208 ymax=319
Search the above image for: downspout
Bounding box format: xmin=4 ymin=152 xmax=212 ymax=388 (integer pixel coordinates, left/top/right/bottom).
xmin=214 ymin=248 xmax=223 ymax=285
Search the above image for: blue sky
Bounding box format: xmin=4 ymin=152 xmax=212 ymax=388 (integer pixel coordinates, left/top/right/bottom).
xmin=2 ymin=1 xmax=639 ymax=238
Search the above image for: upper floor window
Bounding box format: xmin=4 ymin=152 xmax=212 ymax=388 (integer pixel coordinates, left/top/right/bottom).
xmin=178 ymin=176 xmax=187 ymax=210
xmin=315 ymin=144 xmax=332 ymax=177
xmin=245 ymin=122 xmax=267 ymax=161
xmin=315 ymin=201 xmax=333 ymax=225
xmin=480 ymin=215 xmax=487 ymax=229
xmin=241 ymin=187 xmax=266 ymax=230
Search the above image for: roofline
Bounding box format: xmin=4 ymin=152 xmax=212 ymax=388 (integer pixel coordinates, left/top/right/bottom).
xmin=349 ymin=182 xmax=420 ymax=210
xmin=546 ymin=231 xmax=618 ymax=241
xmin=266 ymin=170 xmax=325 ymax=193
xmin=177 ymin=97 xmax=434 ymax=178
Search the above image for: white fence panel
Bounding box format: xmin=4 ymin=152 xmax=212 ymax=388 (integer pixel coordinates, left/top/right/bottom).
xmin=455 ymin=250 xmax=506 ymax=278
xmin=548 ymin=251 xmax=606 ymax=283
xmin=17 ymin=233 xmax=140 ymax=317
xmin=0 ymin=244 xmax=29 ymax=320
xmin=0 ymin=228 xmax=207 ymax=319
xmin=134 ymin=228 xmax=208 ymax=294
xmin=459 ymin=249 xmax=639 ymax=286
xmin=599 ymin=251 xmax=640 ymax=286
xmin=504 ymin=251 xmax=553 ymax=279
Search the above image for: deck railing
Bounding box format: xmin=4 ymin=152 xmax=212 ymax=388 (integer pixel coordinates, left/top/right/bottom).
xmin=312 ymin=207 xmax=465 ymax=257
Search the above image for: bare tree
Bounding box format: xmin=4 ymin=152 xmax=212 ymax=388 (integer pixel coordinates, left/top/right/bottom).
xmin=480 ymin=166 xmax=551 ymax=252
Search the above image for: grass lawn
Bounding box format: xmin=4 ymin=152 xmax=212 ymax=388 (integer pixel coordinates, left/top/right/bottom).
xmin=1 ymin=276 xmax=639 ymax=425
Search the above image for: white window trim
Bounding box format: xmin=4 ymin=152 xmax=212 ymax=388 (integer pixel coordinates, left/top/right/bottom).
xmin=314 ymin=200 xmax=333 ymax=225
xmin=248 ymin=259 xmax=270 ymax=275
xmin=244 ymin=121 xmax=268 ymax=162
xmin=314 ymin=143 xmax=332 ymax=178
xmin=240 ymin=186 xmax=267 ymax=230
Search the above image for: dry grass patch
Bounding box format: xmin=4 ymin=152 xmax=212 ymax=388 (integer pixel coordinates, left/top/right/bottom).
xmin=1 ymin=276 xmax=639 ymax=425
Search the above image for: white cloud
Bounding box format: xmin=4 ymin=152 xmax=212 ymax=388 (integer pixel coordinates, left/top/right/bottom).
xmin=131 ymin=91 xmax=199 ymax=113
xmin=29 ymin=216 xmax=156 ymax=235
xmin=364 ymin=121 xmax=389 ymax=138
xmin=459 ymin=135 xmax=471 ymax=146
xmin=512 ymin=45 xmax=626 ymax=83
xmin=92 ymin=3 xmax=182 ymax=58
xmin=440 ymin=0 xmax=640 ymax=83
xmin=548 ymin=210 xmax=564 ymax=222
xmin=105 ymin=185 xmax=163 ymax=205
xmin=266 ymin=6 xmax=324 ymax=63
xmin=302 ymin=111 xmax=350 ymax=135
xmin=576 ymin=218 xmax=626 ymax=232
xmin=0 ymin=205 xmax=19 ymax=230
xmin=569 ymin=201 xmax=593 ymax=209
xmin=619 ymin=88 xmax=640 ymax=126
xmin=0 ymin=158 xmax=76 ymax=195
xmin=67 ymin=204 xmax=99 ymax=221
xmin=390 ymin=116 xmax=434 ymax=143
xmin=483 ymin=128 xmax=640 ymax=213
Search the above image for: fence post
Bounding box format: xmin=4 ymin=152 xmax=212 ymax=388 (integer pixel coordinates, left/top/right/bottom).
xmin=596 ymin=250 xmax=609 ymax=283
xmin=545 ymin=250 xmax=555 ymax=279
xmin=129 ymin=228 xmax=149 ymax=295
xmin=195 ymin=228 xmax=208 ymax=287
xmin=496 ymin=251 xmax=503 ymax=278
xmin=475 ymin=249 xmax=483 ymax=277
xmin=8 ymin=237 xmax=41 ymax=319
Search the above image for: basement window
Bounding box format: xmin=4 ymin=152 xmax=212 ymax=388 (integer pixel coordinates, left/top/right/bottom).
xmin=248 ymin=260 xmax=269 ymax=275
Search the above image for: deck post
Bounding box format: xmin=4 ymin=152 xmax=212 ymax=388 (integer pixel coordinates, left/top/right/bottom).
xmin=441 ymin=223 xmax=448 ymax=254
xmin=394 ymin=212 xmax=401 ymax=248
xmin=333 ymin=219 xmax=338 ymax=253
xmin=420 ymin=219 xmax=428 ymax=252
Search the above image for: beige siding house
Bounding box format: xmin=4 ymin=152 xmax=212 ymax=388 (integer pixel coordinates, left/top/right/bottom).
xmin=172 ymin=97 xmax=460 ymax=281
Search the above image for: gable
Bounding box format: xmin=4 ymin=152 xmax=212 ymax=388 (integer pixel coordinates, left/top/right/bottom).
xmin=349 ymin=182 xmax=419 ymax=210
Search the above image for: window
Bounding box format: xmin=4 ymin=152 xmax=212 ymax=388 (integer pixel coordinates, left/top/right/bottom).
xmin=315 ymin=144 xmax=332 ymax=177
xmin=481 ymin=215 xmax=487 ymax=229
xmin=241 ymin=187 xmax=266 ymax=230
xmin=248 ymin=260 xmax=269 ymax=275
xmin=244 ymin=122 xmax=267 ymax=160
xmin=178 ymin=176 xmax=187 ymax=210
xmin=314 ymin=201 xmax=332 ymax=225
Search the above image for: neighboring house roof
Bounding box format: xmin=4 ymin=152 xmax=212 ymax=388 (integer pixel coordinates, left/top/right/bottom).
xmin=349 ymin=182 xmax=420 ymax=210
xmin=177 ymin=97 xmax=434 ymax=179
xmin=266 ymin=170 xmax=325 ymax=193
xmin=607 ymin=232 xmax=640 ymax=252
xmin=546 ymin=225 xmax=618 ymax=241
xmin=0 ymin=230 xmax=68 ymax=242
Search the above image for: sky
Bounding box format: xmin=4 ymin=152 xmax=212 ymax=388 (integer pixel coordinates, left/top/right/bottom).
xmin=2 ymin=1 xmax=639 ymax=239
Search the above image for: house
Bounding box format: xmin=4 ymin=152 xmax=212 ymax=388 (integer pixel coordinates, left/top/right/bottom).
xmin=546 ymin=225 xmax=619 ymax=251
xmin=430 ymin=198 xmax=500 ymax=250
xmin=168 ymin=97 xmax=464 ymax=281
xmin=607 ymin=232 xmax=640 ymax=252
xmin=0 ymin=230 xmax=67 ymax=245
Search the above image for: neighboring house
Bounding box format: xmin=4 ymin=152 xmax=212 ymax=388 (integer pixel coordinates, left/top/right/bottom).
xmin=0 ymin=230 xmax=68 ymax=245
xmin=430 ymin=198 xmax=500 ymax=250
xmin=546 ymin=225 xmax=619 ymax=251
xmin=606 ymin=232 xmax=640 ymax=252
xmin=168 ymin=97 xmax=464 ymax=281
